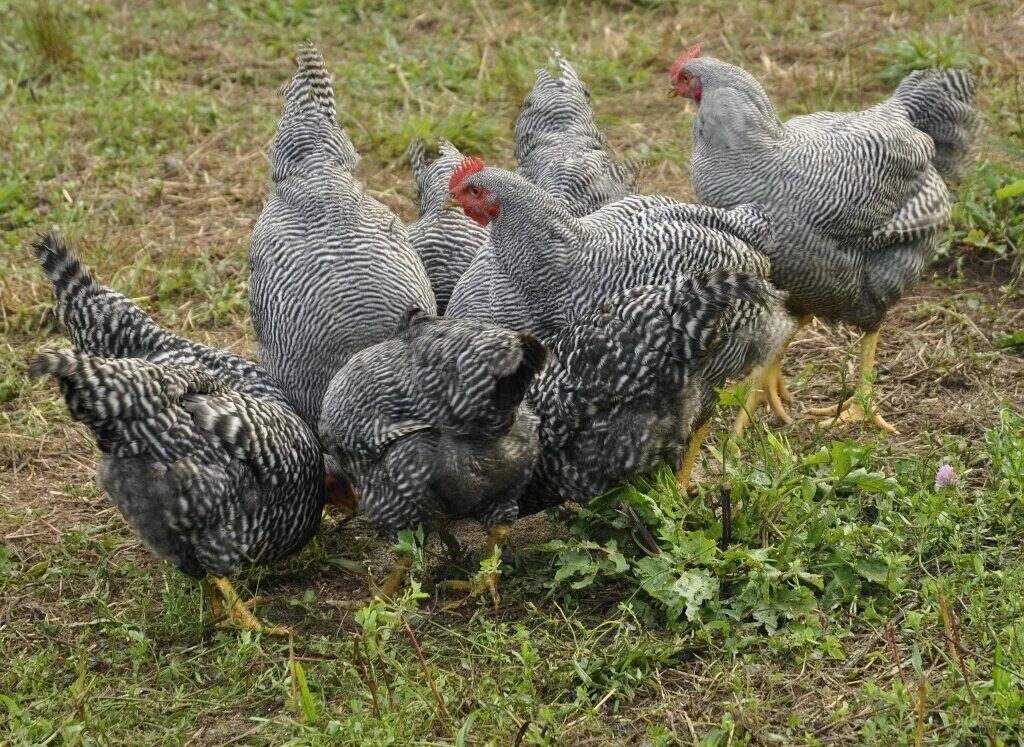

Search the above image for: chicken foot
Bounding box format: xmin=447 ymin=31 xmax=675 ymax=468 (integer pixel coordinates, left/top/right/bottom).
xmin=442 ymin=524 xmax=511 ymax=610
xmin=676 ymin=421 xmax=711 ymax=492
xmin=202 ymin=576 xmax=290 ymax=637
xmin=731 ymin=315 xmax=810 ymax=437
xmin=806 ymin=331 xmax=898 ymax=434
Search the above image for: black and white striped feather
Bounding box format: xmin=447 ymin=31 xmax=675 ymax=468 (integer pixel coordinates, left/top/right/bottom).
xmin=680 ymin=56 xmax=978 ymax=331
xmin=407 ymin=139 xmax=489 ymax=314
xmin=521 ymin=270 xmax=781 ymax=514
xmin=514 ymin=51 xmax=641 ymax=217
xmin=319 ymin=313 xmax=545 ymax=538
xmin=250 ymin=42 xmax=435 ymax=428
xmin=35 ymin=233 xmax=288 ymax=405
xmin=446 ymin=167 xmax=792 ymax=374
xmin=30 ymin=350 xmax=324 ymax=579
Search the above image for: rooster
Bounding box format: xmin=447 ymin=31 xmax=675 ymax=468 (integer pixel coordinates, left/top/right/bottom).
xmin=669 ymin=46 xmax=979 ymax=434
xmin=446 ymin=156 xmax=793 ymax=488
xmin=32 ymin=234 xmax=326 ymax=635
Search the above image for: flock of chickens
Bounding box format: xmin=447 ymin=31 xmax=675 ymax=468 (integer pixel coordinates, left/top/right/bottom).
xmin=31 ymin=41 xmax=979 ymax=635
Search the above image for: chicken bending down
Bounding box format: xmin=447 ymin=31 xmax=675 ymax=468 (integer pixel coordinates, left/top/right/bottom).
xmin=520 ymin=270 xmax=784 ymax=517
xmin=319 ymin=311 xmax=546 ymax=605
xmin=669 ymin=45 xmax=979 ymax=435
xmin=31 ymin=351 xmax=325 ymax=636
xmin=250 ymin=42 xmax=434 ymax=431
xmin=515 ymin=51 xmax=642 ymax=217
xmin=33 ymin=233 xmax=331 ymax=633
xmin=445 ymin=157 xmax=793 ymax=486
xmin=407 ymin=139 xmax=489 ymax=314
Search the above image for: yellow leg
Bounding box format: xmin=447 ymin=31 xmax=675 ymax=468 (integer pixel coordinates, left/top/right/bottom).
xmin=806 ymin=331 xmax=898 ymax=434
xmin=330 ymin=554 xmax=414 ymax=610
xmin=377 ymin=555 xmax=414 ymax=599
xmin=209 ymin=576 xmax=289 ymax=637
xmin=677 ymin=420 xmax=711 ymax=491
xmin=731 ymin=315 xmax=810 ymax=437
xmin=443 ymin=524 xmax=511 ymax=609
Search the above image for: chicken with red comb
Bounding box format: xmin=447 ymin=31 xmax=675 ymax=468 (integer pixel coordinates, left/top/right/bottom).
xmin=666 ymin=48 xmax=979 ymax=435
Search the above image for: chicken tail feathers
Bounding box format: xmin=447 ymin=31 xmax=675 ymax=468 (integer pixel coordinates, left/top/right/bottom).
xmin=34 ymin=233 xmax=177 ymax=360
xmin=893 ymin=68 xmax=980 ymax=181
xmin=407 ymin=137 xmax=428 ymax=190
xmin=272 ymin=41 xmax=358 ymax=179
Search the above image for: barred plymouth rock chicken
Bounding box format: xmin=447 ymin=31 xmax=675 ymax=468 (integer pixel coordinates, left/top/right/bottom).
xmin=520 ymin=270 xmax=783 ymax=517
xmin=669 ymin=46 xmax=979 ymax=434
xmin=33 ymin=234 xmax=326 ymax=635
xmin=250 ymin=42 xmax=435 ymax=430
xmin=319 ymin=311 xmax=546 ymax=603
xmin=446 ymin=157 xmax=793 ymax=486
xmin=515 ymin=51 xmax=642 ymax=217
xmin=407 ymin=139 xmax=489 ymax=314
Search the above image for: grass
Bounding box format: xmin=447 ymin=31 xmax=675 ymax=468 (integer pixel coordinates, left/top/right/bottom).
xmin=1 ymin=0 xmax=1023 ymax=743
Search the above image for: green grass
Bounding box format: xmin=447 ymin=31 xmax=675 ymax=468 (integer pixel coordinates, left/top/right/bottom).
xmin=2 ymin=0 xmax=1023 ymax=743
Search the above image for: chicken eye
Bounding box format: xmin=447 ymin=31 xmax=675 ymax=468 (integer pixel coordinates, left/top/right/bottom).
xmin=470 ymin=186 xmax=481 ymax=197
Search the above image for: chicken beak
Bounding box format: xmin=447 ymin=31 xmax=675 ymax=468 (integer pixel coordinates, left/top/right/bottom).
xmin=667 ymin=88 xmax=679 ymax=98
xmin=442 ymin=197 xmax=460 ymax=210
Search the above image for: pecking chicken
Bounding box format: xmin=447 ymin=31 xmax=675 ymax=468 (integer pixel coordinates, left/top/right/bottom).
xmin=515 ymin=51 xmax=642 ymax=217
xmin=319 ymin=310 xmax=546 ymax=603
xmin=249 ymin=42 xmax=435 ymax=431
xmin=445 ymin=157 xmax=794 ymax=487
xmin=521 ymin=270 xmax=783 ymax=517
xmin=407 ymin=138 xmax=489 ymax=314
xmin=669 ymin=46 xmax=979 ymax=434
xmin=33 ymin=234 xmax=327 ymax=635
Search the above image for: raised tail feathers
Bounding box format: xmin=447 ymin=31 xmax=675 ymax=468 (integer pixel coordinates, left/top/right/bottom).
xmin=33 ymin=233 xmax=179 ymax=360
xmin=663 ymin=269 xmax=782 ymax=362
xmin=893 ymin=68 xmax=980 ymax=181
xmin=272 ymin=41 xmax=358 ymax=179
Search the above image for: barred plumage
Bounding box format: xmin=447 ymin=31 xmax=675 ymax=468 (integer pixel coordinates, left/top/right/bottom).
xmin=446 ymin=165 xmax=792 ymax=367
xmin=672 ymin=54 xmax=978 ymax=331
xmin=30 ymin=350 xmax=325 ymax=579
xmin=521 ymin=270 xmax=782 ymax=515
xmin=319 ymin=313 xmax=545 ymax=538
xmin=894 ymin=68 xmax=980 ymax=181
xmin=407 ymin=139 xmax=489 ymax=314
xmin=250 ymin=42 xmax=435 ymax=428
xmin=514 ymin=51 xmax=641 ymax=217
xmin=35 ymin=233 xmax=287 ymax=405
xmin=446 ymin=163 xmax=792 ymax=477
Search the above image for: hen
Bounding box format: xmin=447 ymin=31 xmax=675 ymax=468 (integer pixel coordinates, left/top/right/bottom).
xmin=522 ymin=270 xmax=783 ymax=516
xmin=319 ymin=311 xmax=546 ymax=603
xmin=250 ymin=42 xmax=435 ymax=430
xmin=446 ymin=158 xmax=793 ymax=487
xmin=407 ymin=138 xmax=489 ymax=314
xmin=669 ymin=46 xmax=979 ymax=434
xmin=515 ymin=51 xmax=641 ymax=217
xmin=33 ymin=234 xmax=326 ymax=635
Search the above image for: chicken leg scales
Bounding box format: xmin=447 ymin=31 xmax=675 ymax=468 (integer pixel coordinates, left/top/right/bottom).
xmin=806 ymin=331 xmax=898 ymax=434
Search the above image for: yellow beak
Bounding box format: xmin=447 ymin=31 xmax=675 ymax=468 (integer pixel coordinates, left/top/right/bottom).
xmin=667 ymin=88 xmax=679 ymax=98
xmin=442 ymin=197 xmax=460 ymax=210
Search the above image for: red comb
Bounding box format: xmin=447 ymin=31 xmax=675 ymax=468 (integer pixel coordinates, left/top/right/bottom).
xmin=449 ymin=156 xmax=486 ymax=193
xmin=670 ymin=43 xmax=702 ymax=81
